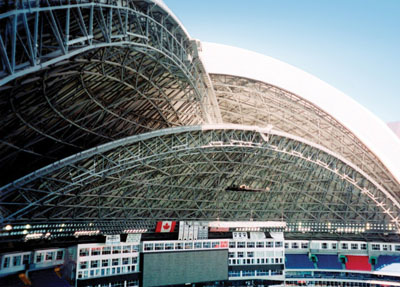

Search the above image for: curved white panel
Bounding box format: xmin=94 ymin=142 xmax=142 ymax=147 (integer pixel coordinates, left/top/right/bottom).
xmin=200 ymin=42 xmax=400 ymax=182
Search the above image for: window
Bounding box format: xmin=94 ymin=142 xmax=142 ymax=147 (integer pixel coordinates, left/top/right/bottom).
xmin=285 ymin=243 xmax=289 ymax=249
xmin=102 ymin=246 xmax=111 ymax=255
xmin=301 ymin=242 xmax=309 ymax=249
xmin=261 ymin=258 xmax=265 ymax=264
xmin=56 ymin=251 xmax=63 ymax=260
xmin=322 ymin=243 xmax=328 ymax=249
xmin=247 ymin=242 xmax=255 ymax=248
xmin=292 ymin=242 xmax=299 ymax=249
xmin=229 ymin=241 xmax=236 ymax=248
xmin=102 ymin=259 xmax=109 ymax=267
xmin=266 ymin=242 xmax=273 ymax=248
xmin=232 ymin=259 xmax=236 ymax=264
xmin=91 ymin=247 xmax=101 ymax=256
xmin=351 ymin=243 xmax=358 ymax=250
xmin=132 ymin=245 xmax=140 ymax=252
xmin=341 ymin=243 xmax=348 ymax=250
xmin=228 ymin=252 xmax=235 ymax=258
xmin=275 ymin=241 xmax=283 ymax=248
xmin=155 ymin=243 xmax=164 ymax=250
xmin=185 ymin=242 xmax=193 ymax=249
xmin=122 ymin=258 xmax=129 ymax=265
xmin=123 ymin=245 xmax=131 ymax=253
xmin=372 ymin=244 xmax=380 ymax=251
xmin=144 ymin=243 xmax=154 ymax=251
xmin=383 ymin=244 xmax=391 ymax=251
xmin=175 ymin=243 xmax=183 ymax=250
xmin=80 ymin=248 xmax=90 ymax=257
xmin=131 ymin=265 xmax=136 ymax=271
xmin=165 ymin=243 xmax=174 ymax=250
xmin=194 ymin=242 xmax=202 ymax=249
xmin=237 ymin=252 xmax=244 ymax=258
xmin=237 ymin=242 xmax=245 ymax=248
xmin=112 ymin=258 xmax=120 ymax=266
xmin=202 ymin=242 xmax=210 ymax=249
xmin=243 ymin=270 xmax=255 ymax=276
xmin=35 ymin=253 xmax=42 ymax=263
xmin=229 ymin=270 xmax=240 ymax=277
xmin=212 ymin=242 xmax=219 ymax=248
xmin=256 ymin=242 xmax=264 ymax=248
xmin=332 ymin=243 xmax=337 ymax=249
xmin=257 ymin=269 xmax=268 ymax=276
xmin=395 ymin=245 xmax=400 ymax=251
xmin=45 ymin=252 xmax=54 ymax=261
xmin=23 ymin=254 xmax=30 ymax=265
xmin=80 ymin=261 xmax=88 ymax=269
xmin=12 ymin=256 xmax=21 ymax=266
xmin=91 ymin=260 xmax=99 ymax=268
xmin=247 ymin=251 xmax=254 ymax=258
xmin=113 ymin=246 xmax=121 ymax=254
xmin=361 ymin=243 xmax=367 ymax=250
xmin=131 ymin=257 xmax=138 ymax=264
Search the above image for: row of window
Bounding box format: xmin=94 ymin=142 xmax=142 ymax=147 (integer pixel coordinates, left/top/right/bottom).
xmin=286 ymin=241 xmax=400 ymax=252
xmin=228 ymin=269 xmax=283 ymax=277
xmin=143 ymin=240 xmax=228 ymax=251
xmin=79 ymin=257 xmax=138 ymax=270
xmin=2 ymin=250 xmax=64 ymax=269
xmin=230 ymin=241 xmax=283 ymax=249
xmin=79 ymin=245 xmax=139 ymax=257
xmin=228 ymin=257 xmax=283 ymax=265
xmin=77 ymin=265 xmax=137 ymax=279
xmin=83 ymin=280 xmax=139 ymax=287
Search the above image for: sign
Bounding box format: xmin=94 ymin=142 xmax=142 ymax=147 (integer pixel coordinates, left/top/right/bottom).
xmin=126 ymin=233 xmax=142 ymax=243
xmin=105 ymin=234 xmax=120 ymax=245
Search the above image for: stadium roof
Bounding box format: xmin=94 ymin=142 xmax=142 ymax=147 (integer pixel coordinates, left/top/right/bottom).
xmin=0 ymin=0 xmax=399 ymax=242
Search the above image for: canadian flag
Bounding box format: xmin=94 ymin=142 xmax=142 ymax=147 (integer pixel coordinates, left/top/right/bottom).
xmin=155 ymin=221 xmax=176 ymax=232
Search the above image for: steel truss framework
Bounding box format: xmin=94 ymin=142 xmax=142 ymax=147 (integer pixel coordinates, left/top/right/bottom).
xmin=0 ymin=0 xmax=218 ymax=184
xmin=211 ymin=74 xmax=400 ymax=209
xmin=1 ymin=125 xmax=399 ymax=238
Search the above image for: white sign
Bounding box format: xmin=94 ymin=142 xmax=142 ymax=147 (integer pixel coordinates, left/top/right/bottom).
xmin=126 ymin=233 xmax=142 ymax=243
xmin=105 ymin=234 xmax=120 ymax=245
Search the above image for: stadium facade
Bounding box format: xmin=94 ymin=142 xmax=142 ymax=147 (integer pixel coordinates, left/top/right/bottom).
xmin=1 ymin=1 xmax=400 ymax=286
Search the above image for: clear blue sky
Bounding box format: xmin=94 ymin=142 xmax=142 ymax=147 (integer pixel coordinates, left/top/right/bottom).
xmin=164 ymin=0 xmax=400 ymax=123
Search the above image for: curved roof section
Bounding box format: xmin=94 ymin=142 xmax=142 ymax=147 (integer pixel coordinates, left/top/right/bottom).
xmin=200 ymin=42 xmax=400 ymax=183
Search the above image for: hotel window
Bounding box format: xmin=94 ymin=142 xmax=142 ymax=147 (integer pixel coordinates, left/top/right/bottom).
xmin=341 ymin=243 xmax=348 ymax=250
xmin=144 ymin=243 xmax=154 ymax=251
xmin=175 ymin=243 xmax=183 ymax=250
xmin=80 ymin=248 xmax=90 ymax=257
xmin=131 ymin=257 xmax=138 ymax=264
xmin=228 ymin=252 xmax=235 ymax=258
xmin=237 ymin=242 xmax=245 ymax=248
xmin=237 ymin=252 xmax=244 ymax=258
xmin=102 ymin=259 xmax=109 ymax=267
xmin=302 ymin=242 xmax=309 ymax=249
xmin=202 ymin=242 xmax=211 ymax=248
xmin=12 ymin=256 xmax=21 ymax=266
xmin=361 ymin=243 xmax=367 ymax=250
xmin=383 ymin=244 xmax=391 ymax=251
xmin=332 ymin=243 xmax=337 ymax=249
xmin=102 ymin=246 xmax=111 ymax=255
xmin=247 ymin=242 xmax=255 ymax=248
xmin=351 ymin=243 xmax=358 ymax=250
xmin=275 ymin=241 xmax=283 ymax=248
xmin=80 ymin=261 xmax=88 ymax=269
xmin=291 ymin=242 xmax=299 ymax=249
xmin=212 ymin=242 xmax=219 ymax=248
xmin=122 ymin=258 xmax=129 ymax=265
xmin=165 ymin=243 xmax=174 ymax=250
xmin=112 ymin=258 xmax=120 ymax=266
xmin=91 ymin=247 xmax=101 ymax=256
xmin=155 ymin=243 xmax=164 ymax=250
xmin=229 ymin=241 xmax=236 ymax=248
xmin=45 ymin=252 xmax=54 ymax=261
xmin=322 ymin=243 xmax=328 ymax=249
xmin=23 ymin=254 xmax=30 ymax=265
xmin=56 ymin=251 xmax=64 ymax=260
xmin=395 ymin=245 xmax=400 ymax=251
xmin=91 ymin=260 xmax=99 ymax=268
xmin=123 ymin=246 xmax=131 ymax=253
xmin=194 ymin=242 xmax=202 ymax=249
xmin=35 ymin=253 xmax=42 ymax=263
xmin=132 ymin=245 xmax=140 ymax=252
xmin=247 ymin=251 xmax=254 ymax=258
xmin=266 ymin=242 xmax=273 ymax=248
xmin=285 ymin=243 xmax=289 ymax=249
xmin=372 ymin=244 xmax=380 ymax=251
xmin=112 ymin=246 xmax=121 ymax=254
xmin=185 ymin=242 xmax=193 ymax=249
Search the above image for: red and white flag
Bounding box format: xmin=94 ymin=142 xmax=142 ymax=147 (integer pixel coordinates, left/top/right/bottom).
xmin=155 ymin=221 xmax=176 ymax=232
